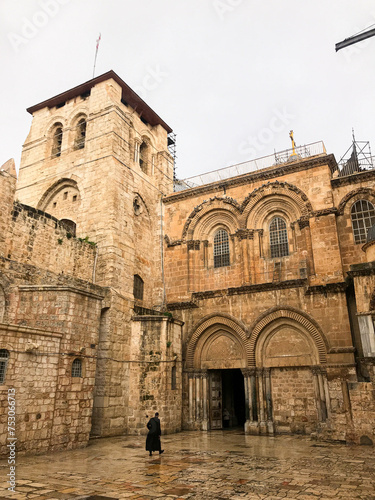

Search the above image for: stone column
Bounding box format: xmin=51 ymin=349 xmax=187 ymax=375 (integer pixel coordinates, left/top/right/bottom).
xmin=195 ymin=372 xmax=201 ymax=422
xmin=312 ymin=367 xmax=323 ymax=422
xmin=317 ymin=369 xmax=328 ymax=422
xmin=242 ymin=368 xmax=259 ymax=434
xmin=250 ymin=369 xmax=258 ymax=422
xmin=202 ymin=371 xmax=209 ymax=431
xmin=242 ymin=369 xmax=250 ymax=423
xmin=257 ymin=368 xmax=267 ymax=434
xmin=188 ymin=372 xmax=195 ymax=425
xmin=264 ymin=368 xmax=274 ymax=434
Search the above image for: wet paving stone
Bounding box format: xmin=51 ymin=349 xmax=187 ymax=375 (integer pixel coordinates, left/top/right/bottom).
xmin=0 ymin=431 xmax=375 ymax=499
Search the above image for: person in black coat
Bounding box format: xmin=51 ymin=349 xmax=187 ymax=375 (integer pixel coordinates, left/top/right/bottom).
xmin=146 ymin=412 xmax=164 ymax=456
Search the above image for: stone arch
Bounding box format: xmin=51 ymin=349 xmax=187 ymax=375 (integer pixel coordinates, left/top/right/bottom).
xmin=186 ymin=314 xmax=250 ymax=369
xmin=248 ymin=307 xmax=329 ymax=367
xmin=37 ymin=178 xmax=82 ymax=226
xmin=182 ymin=197 xmax=241 ymax=240
xmin=337 ymin=188 xmax=375 ymax=215
xmin=240 ymin=181 xmax=313 ymax=228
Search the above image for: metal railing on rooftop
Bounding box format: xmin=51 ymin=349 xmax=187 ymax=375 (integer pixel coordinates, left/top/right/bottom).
xmin=174 ymin=141 xmax=326 ymax=192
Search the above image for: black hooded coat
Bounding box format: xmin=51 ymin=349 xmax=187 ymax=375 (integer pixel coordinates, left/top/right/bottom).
xmin=146 ymin=416 xmax=162 ymax=452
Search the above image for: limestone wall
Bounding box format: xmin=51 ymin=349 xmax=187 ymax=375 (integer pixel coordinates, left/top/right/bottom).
xmin=128 ymin=316 xmax=183 ymax=435
xmin=5 ymin=202 xmax=96 ymax=282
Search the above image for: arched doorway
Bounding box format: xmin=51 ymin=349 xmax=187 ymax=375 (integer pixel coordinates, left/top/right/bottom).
xmin=185 ymin=309 xmax=330 ymax=436
xmin=185 ymin=315 xmax=250 ymax=431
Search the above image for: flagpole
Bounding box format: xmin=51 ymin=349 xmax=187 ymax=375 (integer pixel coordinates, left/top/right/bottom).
xmin=93 ymin=33 xmax=101 ymax=79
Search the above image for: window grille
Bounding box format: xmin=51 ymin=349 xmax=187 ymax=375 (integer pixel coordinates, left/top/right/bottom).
xmin=71 ymin=358 xmax=82 ymax=377
xmin=0 ymin=349 xmax=10 ymax=384
xmin=134 ymin=275 xmax=144 ymax=300
xmin=52 ymin=125 xmax=63 ymax=157
xmin=75 ymin=118 xmax=86 ymax=150
xmin=351 ymin=199 xmax=375 ymax=244
xmin=214 ymin=229 xmax=230 ymax=268
xmin=270 ymin=217 xmax=289 ymax=258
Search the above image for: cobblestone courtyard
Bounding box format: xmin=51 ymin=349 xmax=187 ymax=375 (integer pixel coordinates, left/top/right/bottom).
xmin=1 ymin=430 xmax=375 ymax=499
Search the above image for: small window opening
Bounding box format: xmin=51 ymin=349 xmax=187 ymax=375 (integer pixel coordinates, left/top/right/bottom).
xmin=63 ymin=191 xmax=68 ymax=200
xmin=52 ymin=125 xmax=63 ymax=158
xmin=72 ymin=195 xmax=77 ymax=202
xmin=74 ymin=118 xmax=86 ymax=150
xmin=171 ymin=365 xmax=177 ymax=390
xmin=71 ymin=358 xmax=82 ymax=377
xmin=214 ymin=229 xmax=230 ymax=268
xmin=133 ymin=274 xmax=144 ymax=300
xmin=0 ymin=349 xmax=10 ymax=384
xmin=270 ymin=217 xmax=289 ymax=258
xmin=53 ymin=202 xmax=57 ymax=208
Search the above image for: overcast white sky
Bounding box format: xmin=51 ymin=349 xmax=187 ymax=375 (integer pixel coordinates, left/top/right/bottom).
xmin=1 ymin=0 xmax=374 ymax=180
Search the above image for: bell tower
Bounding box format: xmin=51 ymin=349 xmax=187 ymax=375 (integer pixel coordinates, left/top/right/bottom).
xmin=17 ymin=71 xmax=176 ymax=436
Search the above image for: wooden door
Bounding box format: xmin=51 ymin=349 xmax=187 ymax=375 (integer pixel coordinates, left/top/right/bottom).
xmin=209 ymin=371 xmax=222 ymax=429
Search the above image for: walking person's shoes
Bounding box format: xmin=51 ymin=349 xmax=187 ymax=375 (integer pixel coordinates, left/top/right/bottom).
xmin=159 ymin=450 xmax=164 ymax=454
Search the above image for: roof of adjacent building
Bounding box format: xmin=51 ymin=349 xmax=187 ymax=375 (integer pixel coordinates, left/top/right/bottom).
xmin=26 ymin=70 xmax=173 ymax=133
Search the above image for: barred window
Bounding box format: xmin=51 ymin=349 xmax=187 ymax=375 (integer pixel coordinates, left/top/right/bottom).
xmin=351 ymin=199 xmax=375 ymax=244
xmin=74 ymin=118 xmax=86 ymax=150
xmin=270 ymin=217 xmax=289 ymax=258
xmin=0 ymin=349 xmax=10 ymax=384
xmin=51 ymin=123 xmax=63 ymax=158
xmin=214 ymin=229 xmax=230 ymax=268
xmin=134 ymin=274 xmax=144 ymax=300
xmin=71 ymin=358 xmax=82 ymax=378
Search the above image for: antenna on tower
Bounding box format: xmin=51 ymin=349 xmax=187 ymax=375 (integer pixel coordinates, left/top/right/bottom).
xmin=93 ymin=33 xmax=101 ymax=79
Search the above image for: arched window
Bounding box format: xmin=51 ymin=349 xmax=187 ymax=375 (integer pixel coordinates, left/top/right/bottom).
xmin=139 ymin=142 xmax=148 ymax=173
xmin=214 ymin=229 xmax=230 ymax=268
xmin=51 ymin=123 xmax=63 ymax=158
xmin=269 ymin=217 xmax=289 ymax=258
xmin=0 ymin=349 xmax=9 ymax=384
xmin=351 ymin=199 xmax=375 ymax=244
xmin=71 ymin=358 xmax=82 ymax=377
xmin=60 ymin=219 xmax=76 ymax=237
xmin=74 ymin=118 xmax=86 ymax=150
xmin=134 ymin=274 xmax=144 ymax=300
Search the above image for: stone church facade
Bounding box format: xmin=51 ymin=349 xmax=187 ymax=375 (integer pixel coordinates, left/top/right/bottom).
xmin=0 ymin=70 xmax=374 ymax=455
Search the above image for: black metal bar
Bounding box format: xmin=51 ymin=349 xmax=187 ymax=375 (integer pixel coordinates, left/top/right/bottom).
xmin=336 ymin=28 xmax=375 ymax=52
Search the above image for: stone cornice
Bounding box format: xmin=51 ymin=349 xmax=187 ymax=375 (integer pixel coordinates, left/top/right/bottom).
xmin=18 ymin=285 xmax=104 ymax=301
xmin=165 ymin=154 xmax=337 ymax=203
xmin=167 ymin=301 xmax=198 ymax=311
xmin=305 ymin=282 xmax=347 ymax=295
xmin=0 ymin=322 xmax=62 ymax=338
xmin=331 ymin=169 xmax=375 ymax=188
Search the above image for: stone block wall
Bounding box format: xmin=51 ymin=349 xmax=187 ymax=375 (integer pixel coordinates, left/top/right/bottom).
xmin=0 ymin=324 xmax=61 ymax=455
xmin=128 ymin=315 xmax=183 ymax=435
xmin=5 ymin=203 xmax=96 ymax=282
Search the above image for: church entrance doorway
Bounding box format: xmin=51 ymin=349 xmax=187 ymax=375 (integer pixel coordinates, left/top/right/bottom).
xmin=209 ymin=369 xmax=246 ymax=430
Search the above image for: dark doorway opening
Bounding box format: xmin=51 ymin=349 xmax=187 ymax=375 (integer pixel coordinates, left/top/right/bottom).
xmin=221 ymin=369 xmax=246 ymax=428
